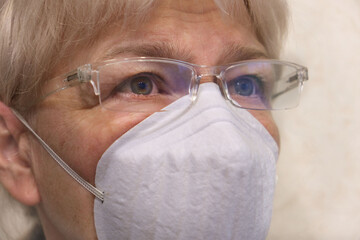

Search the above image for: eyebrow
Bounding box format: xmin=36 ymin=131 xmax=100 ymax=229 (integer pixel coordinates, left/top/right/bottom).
xmin=219 ymin=43 xmax=269 ymax=63
xmin=101 ymin=41 xmax=268 ymax=64
xmin=102 ymin=42 xmax=194 ymax=62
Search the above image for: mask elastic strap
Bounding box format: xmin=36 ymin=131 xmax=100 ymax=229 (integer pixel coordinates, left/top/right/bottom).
xmin=11 ymin=109 xmax=104 ymax=202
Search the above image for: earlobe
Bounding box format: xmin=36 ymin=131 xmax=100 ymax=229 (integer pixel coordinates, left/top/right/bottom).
xmin=0 ymin=102 xmax=40 ymax=206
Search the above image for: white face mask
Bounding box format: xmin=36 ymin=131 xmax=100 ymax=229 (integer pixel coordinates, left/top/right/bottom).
xmin=94 ymin=83 xmax=278 ymax=240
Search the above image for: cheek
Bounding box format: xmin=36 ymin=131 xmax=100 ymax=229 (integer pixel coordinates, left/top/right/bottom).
xmin=35 ymin=108 xmax=150 ymax=185
xmin=249 ymin=110 xmax=280 ymax=147
xmin=28 ymin=138 xmax=98 ymax=239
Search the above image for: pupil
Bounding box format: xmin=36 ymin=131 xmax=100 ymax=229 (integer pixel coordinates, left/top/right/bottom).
xmin=234 ymin=78 xmax=254 ymax=96
xmin=137 ymin=81 xmax=147 ymax=90
xmin=131 ymin=77 xmax=153 ymax=95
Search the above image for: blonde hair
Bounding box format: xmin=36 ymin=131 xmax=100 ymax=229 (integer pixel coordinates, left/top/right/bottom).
xmin=0 ymin=0 xmax=288 ymax=238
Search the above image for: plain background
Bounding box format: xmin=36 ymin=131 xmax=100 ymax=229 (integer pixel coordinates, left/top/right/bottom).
xmin=268 ymin=0 xmax=360 ymax=239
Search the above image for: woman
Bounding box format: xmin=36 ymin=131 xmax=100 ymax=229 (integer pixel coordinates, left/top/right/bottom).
xmin=0 ymin=0 xmax=307 ymax=239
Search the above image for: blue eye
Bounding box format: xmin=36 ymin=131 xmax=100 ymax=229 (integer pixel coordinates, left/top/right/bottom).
xmin=130 ymin=75 xmax=153 ymax=95
xmin=231 ymin=75 xmax=261 ymax=96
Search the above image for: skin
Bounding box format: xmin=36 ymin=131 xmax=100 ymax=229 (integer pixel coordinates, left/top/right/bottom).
xmin=0 ymin=1 xmax=280 ymax=239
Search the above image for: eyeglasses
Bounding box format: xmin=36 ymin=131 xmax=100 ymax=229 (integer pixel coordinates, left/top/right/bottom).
xmin=41 ymin=57 xmax=308 ymax=111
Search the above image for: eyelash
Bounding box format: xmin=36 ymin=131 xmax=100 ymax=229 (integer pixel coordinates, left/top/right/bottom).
xmin=110 ymin=72 xmax=168 ymax=97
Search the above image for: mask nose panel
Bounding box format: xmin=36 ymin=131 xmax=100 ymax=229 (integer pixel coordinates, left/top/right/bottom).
xmin=94 ymin=82 xmax=278 ymax=240
xmin=195 ymin=82 xmax=225 ymax=105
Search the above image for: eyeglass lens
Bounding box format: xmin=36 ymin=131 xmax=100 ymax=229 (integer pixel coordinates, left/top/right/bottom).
xmin=96 ymin=60 xmax=302 ymax=112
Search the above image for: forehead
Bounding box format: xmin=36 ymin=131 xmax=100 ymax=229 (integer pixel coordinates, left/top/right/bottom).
xmin=157 ymin=0 xmax=220 ymax=13
xmin=132 ymin=0 xmax=254 ymax=38
xmin=85 ymin=0 xmax=262 ymax=65
xmin=52 ymin=0 xmax=263 ymax=79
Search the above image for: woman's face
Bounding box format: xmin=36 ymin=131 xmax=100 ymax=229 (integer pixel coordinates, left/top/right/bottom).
xmin=27 ymin=1 xmax=280 ymax=239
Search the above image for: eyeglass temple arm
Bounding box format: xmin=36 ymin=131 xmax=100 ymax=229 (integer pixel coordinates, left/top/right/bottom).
xmin=271 ymin=68 xmax=308 ymax=100
xmin=42 ymin=64 xmax=99 ymax=100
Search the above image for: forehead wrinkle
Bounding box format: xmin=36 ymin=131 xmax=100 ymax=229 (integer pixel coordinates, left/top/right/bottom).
xmin=159 ymin=0 xmax=219 ymax=15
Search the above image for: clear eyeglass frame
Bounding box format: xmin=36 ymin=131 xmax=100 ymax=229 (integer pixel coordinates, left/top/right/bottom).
xmin=40 ymin=57 xmax=309 ymax=112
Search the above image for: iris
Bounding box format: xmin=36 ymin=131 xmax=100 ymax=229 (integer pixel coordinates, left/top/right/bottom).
xmin=232 ymin=75 xmax=260 ymax=96
xmin=130 ymin=75 xmax=153 ymax=95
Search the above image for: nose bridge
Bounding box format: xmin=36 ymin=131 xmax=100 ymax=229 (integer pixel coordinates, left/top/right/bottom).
xmin=195 ymin=66 xmax=227 ymax=98
xmin=196 ymin=65 xmax=221 ymax=84
xmin=198 ymin=73 xmax=218 ymax=84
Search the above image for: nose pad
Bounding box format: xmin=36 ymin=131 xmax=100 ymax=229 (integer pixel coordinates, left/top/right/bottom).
xmin=197 ymin=75 xmax=227 ymax=99
xmin=199 ymin=75 xmax=217 ymax=84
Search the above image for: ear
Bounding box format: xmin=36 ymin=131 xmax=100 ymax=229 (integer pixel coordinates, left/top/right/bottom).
xmin=0 ymin=101 xmax=40 ymax=206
